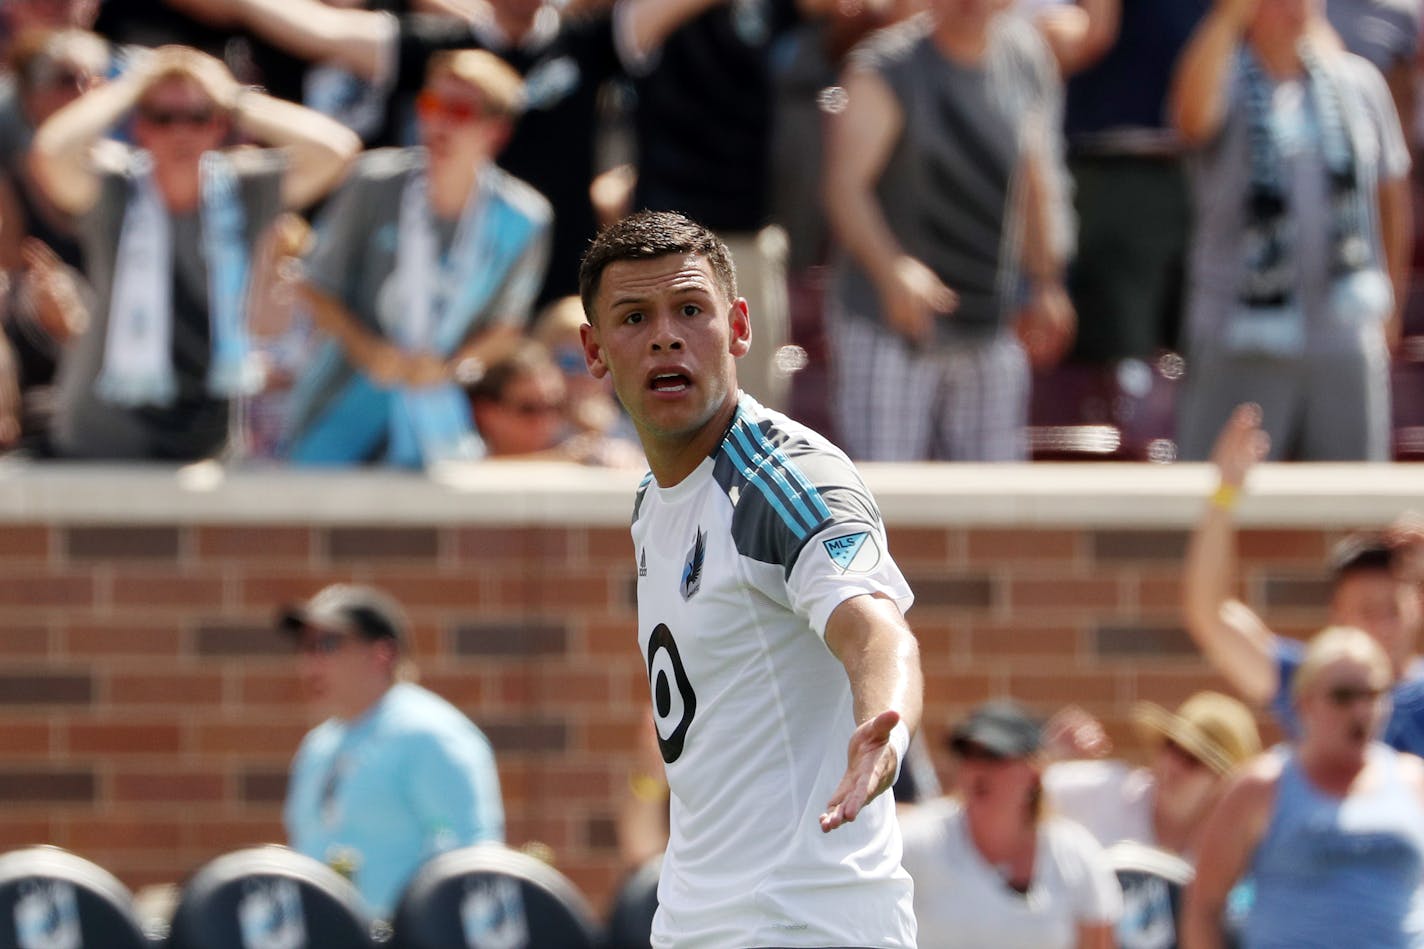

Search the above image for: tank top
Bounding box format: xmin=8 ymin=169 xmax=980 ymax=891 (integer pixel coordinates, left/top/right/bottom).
xmin=1244 ymin=744 xmax=1424 ymax=948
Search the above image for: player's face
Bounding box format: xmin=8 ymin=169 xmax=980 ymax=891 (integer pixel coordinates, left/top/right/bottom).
xmin=581 ymin=253 xmax=751 ymax=446
xmin=1330 ymin=573 xmax=1422 ymax=680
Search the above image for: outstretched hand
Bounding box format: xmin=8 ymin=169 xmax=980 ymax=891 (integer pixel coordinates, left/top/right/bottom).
xmin=820 ymin=709 xmax=901 ymax=833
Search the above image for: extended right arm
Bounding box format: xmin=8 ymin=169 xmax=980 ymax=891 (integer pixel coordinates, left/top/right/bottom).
xmin=1181 ymin=403 xmax=1279 ymax=705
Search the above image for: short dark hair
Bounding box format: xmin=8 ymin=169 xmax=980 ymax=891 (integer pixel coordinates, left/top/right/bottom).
xmin=1329 ymin=532 xmax=1398 ymax=586
xmin=578 ymin=211 xmax=737 ymax=323
xmin=466 ymin=339 xmax=557 ymax=404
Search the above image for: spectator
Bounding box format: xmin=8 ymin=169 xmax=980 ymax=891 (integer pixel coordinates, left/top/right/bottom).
xmin=216 ymin=0 xmax=727 ymax=308
xmin=28 ymin=44 xmax=358 ymax=461
xmin=1170 ymin=0 xmax=1411 ymax=461
xmin=1043 ymin=693 xmax=1262 ymax=859
xmin=467 ymin=339 xmax=569 ymax=458
xmin=1063 ymin=1 xmax=1207 ymax=366
xmin=824 ymin=0 xmax=1076 ymax=461
xmin=1183 ymin=403 xmax=1424 ymax=752
xmin=0 ymin=240 xmax=89 ymax=455
xmin=278 ymin=583 xmax=504 ymax=919
xmin=0 ymin=27 xmax=108 ymax=271
xmin=284 ymin=49 xmax=549 ymax=468
xmin=531 ymin=295 xmax=644 ymax=466
xmin=1183 ymin=626 xmax=1424 ymax=948
xmin=899 ymin=700 xmax=1122 ymax=949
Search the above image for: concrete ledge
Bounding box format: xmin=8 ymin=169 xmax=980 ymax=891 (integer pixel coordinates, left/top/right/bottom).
xmin=0 ymin=460 xmax=1418 ymax=527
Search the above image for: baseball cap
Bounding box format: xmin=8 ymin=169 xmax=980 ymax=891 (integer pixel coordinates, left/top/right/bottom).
xmin=1328 ymin=532 xmax=1396 ymax=583
xmin=277 ymin=584 xmax=408 ymax=648
xmin=948 ymin=700 xmax=1042 ymax=759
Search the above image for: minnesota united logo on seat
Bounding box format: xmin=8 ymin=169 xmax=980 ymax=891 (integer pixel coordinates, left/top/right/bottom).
xmin=680 ymin=529 xmax=706 ymax=601
xmin=822 ymin=531 xmax=880 ymax=573
xmin=13 ymin=879 xmax=80 ymax=949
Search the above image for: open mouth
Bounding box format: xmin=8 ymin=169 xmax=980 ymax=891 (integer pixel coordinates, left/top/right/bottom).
xmin=649 ymin=372 xmax=690 ymax=393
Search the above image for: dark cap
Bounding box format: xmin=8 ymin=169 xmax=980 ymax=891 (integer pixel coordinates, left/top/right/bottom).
xmin=949 ymin=701 xmax=1042 ymax=759
xmin=1328 ymin=532 xmax=1396 ymax=584
xmin=277 ymin=584 xmax=408 ymax=648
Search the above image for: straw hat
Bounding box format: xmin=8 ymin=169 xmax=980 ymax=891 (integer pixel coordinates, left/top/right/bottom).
xmin=1131 ymin=691 xmax=1261 ymax=776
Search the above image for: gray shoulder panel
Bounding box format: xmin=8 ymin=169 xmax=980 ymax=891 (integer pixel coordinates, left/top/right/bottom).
xmin=715 ymin=407 xmax=882 ymax=575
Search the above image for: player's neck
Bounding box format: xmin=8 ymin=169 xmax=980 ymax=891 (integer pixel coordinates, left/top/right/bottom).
xmin=643 ymin=396 xmax=739 ymax=488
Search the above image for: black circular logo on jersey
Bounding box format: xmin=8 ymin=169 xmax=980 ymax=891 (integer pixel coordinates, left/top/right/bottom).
xmin=647 ymin=623 xmax=697 ymax=764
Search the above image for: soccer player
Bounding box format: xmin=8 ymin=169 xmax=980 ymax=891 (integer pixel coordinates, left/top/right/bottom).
xmin=577 ymin=211 xmax=922 ymax=948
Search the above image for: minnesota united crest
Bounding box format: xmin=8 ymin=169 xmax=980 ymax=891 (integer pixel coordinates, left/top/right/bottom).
xmin=680 ymin=528 xmax=706 ymax=601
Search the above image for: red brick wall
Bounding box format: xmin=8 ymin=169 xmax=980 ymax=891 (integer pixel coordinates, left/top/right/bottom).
xmin=0 ymin=517 xmax=1344 ymax=914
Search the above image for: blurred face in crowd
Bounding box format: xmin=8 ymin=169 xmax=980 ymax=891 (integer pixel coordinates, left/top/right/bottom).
xmin=417 ymin=74 xmax=508 ymax=173
xmin=1297 ymin=651 xmax=1391 ymax=763
xmin=1330 ymin=571 xmax=1422 ymax=681
xmin=474 ymin=363 xmax=568 ymax=457
xmin=132 ymin=75 xmax=228 ymax=171
xmin=295 ymin=624 xmax=396 ymax=721
xmin=1148 ymin=738 xmax=1219 ymax=828
xmin=582 ymin=253 xmax=749 ymax=449
xmin=1250 ymin=0 xmax=1312 ymax=45
xmin=21 ymin=51 xmax=100 ymax=127
xmin=955 ymin=742 xmax=1041 ymax=820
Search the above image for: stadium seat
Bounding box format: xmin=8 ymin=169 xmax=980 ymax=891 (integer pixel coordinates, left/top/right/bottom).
xmin=390 ymin=844 xmax=600 ymax=949
xmin=1108 ymin=840 xmax=1192 ymax=949
xmin=0 ymin=846 xmax=152 ymax=949
xmin=1393 ymin=360 xmax=1424 ymax=461
xmin=1029 ymin=356 xmax=1180 ymax=462
xmin=166 ymin=846 xmax=375 ymax=949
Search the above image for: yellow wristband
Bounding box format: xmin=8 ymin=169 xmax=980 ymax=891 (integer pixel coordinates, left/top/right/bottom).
xmin=1210 ymin=483 xmax=1240 ymax=511
xmin=629 ymin=772 xmax=668 ymax=803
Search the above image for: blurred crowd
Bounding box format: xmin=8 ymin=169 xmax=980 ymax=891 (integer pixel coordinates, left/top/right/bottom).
xmin=0 ymin=0 xmax=1422 ymax=469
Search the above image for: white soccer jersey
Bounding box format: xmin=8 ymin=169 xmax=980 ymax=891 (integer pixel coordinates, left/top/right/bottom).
xmin=631 ymin=394 xmax=917 ymax=949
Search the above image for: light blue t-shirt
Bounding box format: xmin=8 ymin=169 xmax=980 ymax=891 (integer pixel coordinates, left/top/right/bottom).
xmin=283 ymin=682 xmax=504 ymax=917
xmin=1245 ymin=744 xmax=1424 ymax=948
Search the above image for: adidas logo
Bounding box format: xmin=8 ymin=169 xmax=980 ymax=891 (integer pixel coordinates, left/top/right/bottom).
xmin=639 ymin=549 xmax=647 ymax=577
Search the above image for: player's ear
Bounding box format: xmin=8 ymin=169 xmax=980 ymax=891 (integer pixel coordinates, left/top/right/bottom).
xmin=580 ymin=321 xmax=609 ymax=379
xmin=729 ymin=298 xmax=751 ymax=358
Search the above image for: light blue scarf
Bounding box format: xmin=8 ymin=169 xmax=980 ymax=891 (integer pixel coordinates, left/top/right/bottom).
xmin=97 ymin=150 xmax=256 ymax=407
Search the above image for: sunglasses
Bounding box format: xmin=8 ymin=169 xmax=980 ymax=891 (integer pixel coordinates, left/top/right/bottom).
xmin=137 ymin=106 xmax=218 ymax=128
xmin=296 ymin=632 xmax=349 ymax=656
xmin=953 ymin=740 xmax=1007 ymax=762
xmin=416 ymin=90 xmax=485 ymax=124
xmin=1325 ymin=684 xmax=1387 ymax=707
xmin=501 ymin=399 xmax=565 ymax=418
